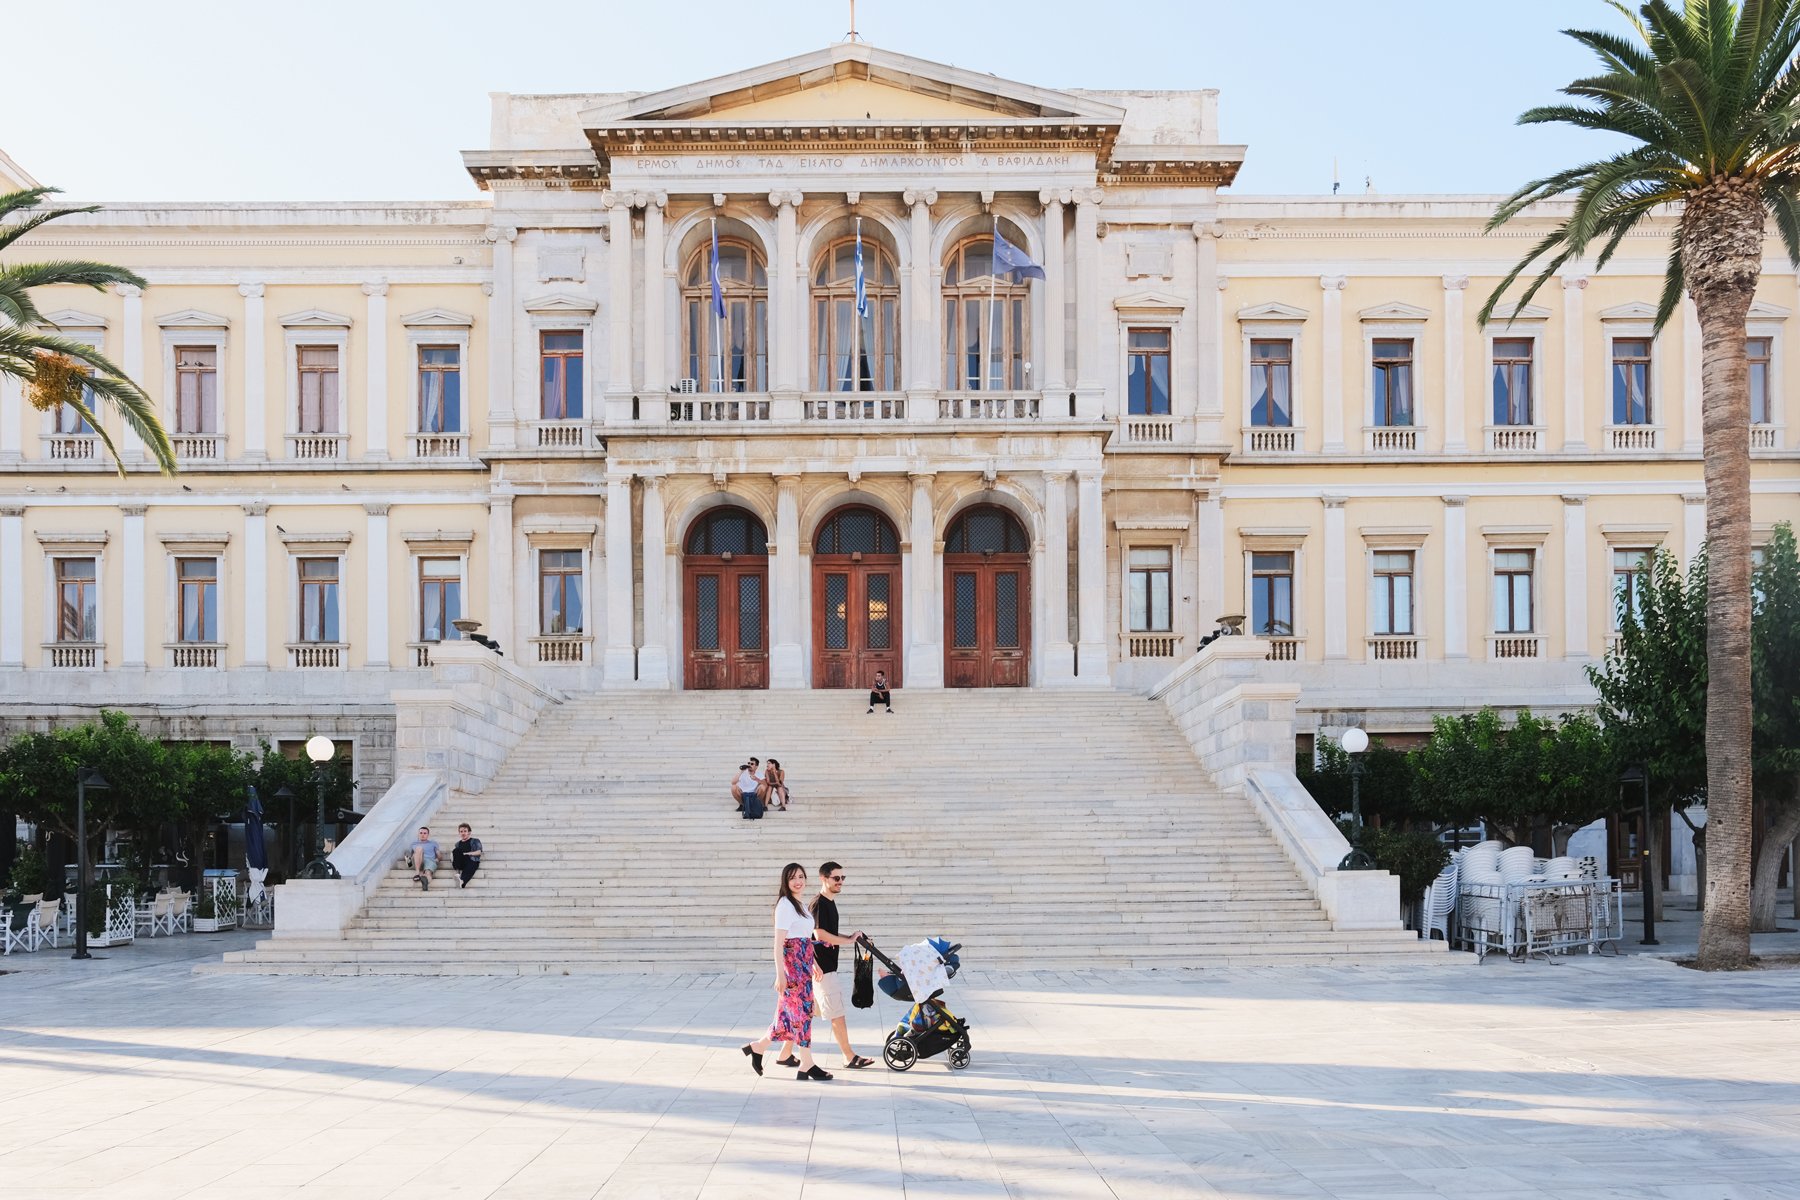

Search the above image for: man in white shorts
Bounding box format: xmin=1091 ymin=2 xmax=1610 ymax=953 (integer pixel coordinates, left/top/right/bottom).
xmin=775 ymin=861 xmax=872 ymax=1070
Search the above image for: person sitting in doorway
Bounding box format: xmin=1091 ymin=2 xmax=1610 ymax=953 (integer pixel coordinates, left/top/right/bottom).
xmin=451 ymin=823 xmax=483 ymax=889
xmin=867 ymin=670 xmax=894 ymax=714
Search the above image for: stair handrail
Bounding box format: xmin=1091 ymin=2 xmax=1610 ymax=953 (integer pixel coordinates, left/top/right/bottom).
xmin=273 ymin=771 xmax=447 ymax=940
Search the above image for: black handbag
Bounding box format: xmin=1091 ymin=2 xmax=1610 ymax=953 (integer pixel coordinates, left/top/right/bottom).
xmin=851 ymin=942 xmax=875 ymax=1009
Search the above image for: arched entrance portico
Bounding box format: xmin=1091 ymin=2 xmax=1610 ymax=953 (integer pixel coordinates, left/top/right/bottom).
xmin=682 ymin=507 xmax=769 ymax=690
xmin=811 ymin=505 xmax=902 ymax=688
xmin=944 ymin=505 xmax=1031 ymax=687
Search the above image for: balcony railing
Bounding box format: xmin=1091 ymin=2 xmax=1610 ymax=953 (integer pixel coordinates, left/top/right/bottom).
xmin=1244 ymin=427 xmax=1299 ymax=453
xmin=167 ymin=642 xmax=222 ymax=669
xmin=1751 ymin=424 xmax=1780 ymax=451
xmin=287 ymin=433 xmax=346 ymax=461
xmin=1486 ymin=425 xmax=1543 ymax=453
xmin=287 ymin=642 xmax=345 ymax=668
xmin=805 ymin=393 xmax=907 ymax=421
xmin=1488 ymin=634 xmax=1544 ymax=661
xmin=1367 ymin=635 xmax=1420 ymax=661
xmin=939 ymin=393 xmax=1040 ymax=421
xmin=45 ymin=434 xmax=99 ymax=462
xmin=535 ymin=420 xmax=591 ymax=449
xmin=1126 ymin=632 xmax=1181 ymax=659
xmin=1122 ymin=416 xmax=1176 ymax=445
xmin=410 ymin=432 xmax=468 ymax=459
xmin=1365 ymin=425 xmax=1422 ymax=453
xmin=1265 ymin=636 xmax=1303 ymax=662
xmin=1606 ymin=425 xmax=1661 ymax=452
xmin=669 ymin=397 xmax=771 ymax=422
xmin=172 ymin=434 xmax=222 ymax=461
xmin=532 ymin=633 xmax=590 ymax=664
xmin=408 ymin=641 xmax=437 ymax=668
xmin=43 ymin=641 xmax=101 ymax=669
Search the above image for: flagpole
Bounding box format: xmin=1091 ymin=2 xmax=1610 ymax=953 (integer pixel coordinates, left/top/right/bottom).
xmin=989 ymin=217 xmax=1000 ymax=398
xmin=711 ymin=218 xmax=725 ymax=395
xmin=851 ymin=217 xmax=863 ymax=401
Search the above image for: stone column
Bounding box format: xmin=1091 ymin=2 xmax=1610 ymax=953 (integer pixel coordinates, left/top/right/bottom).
xmin=904 ymin=471 xmax=943 ymax=688
xmin=364 ymin=503 xmax=390 ymax=668
xmin=120 ymin=504 xmax=147 ymax=669
xmin=1562 ymin=494 xmax=1589 ymax=659
xmin=1 ymin=506 xmax=24 ymax=666
xmin=0 ymin=366 xmax=19 ymax=462
xmin=1320 ymin=275 xmax=1348 ymax=452
xmin=242 ymin=501 xmax=269 ymax=669
xmin=1196 ymin=489 xmax=1225 ymax=633
xmin=1442 ymin=274 xmax=1469 ymax=452
xmin=1039 ymin=191 xmax=1067 ymax=395
xmin=1561 ymin=275 xmax=1589 ymax=451
xmin=1194 ymin=222 xmax=1225 ymax=432
xmin=1322 ymin=495 xmax=1348 ymax=659
xmin=485 ymin=227 xmax=518 ymax=449
xmin=1042 ymin=471 xmax=1076 ymax=685
xmin=1683 ymin=492 xmax=1706 ymax=565
xmin=1073 ymin=190 xmax=1105 ymax=417
xmin=770 ymin=474 xmax=806 ymax=688
xmin=770 ymin=191 xmax=803 ymax=398
xmin=361 ymin=282 xmax=389 ymax=460
xmin=903 ymin=189 xmax=937 ymax=408
xmin=1682 ymin=301 xmax=1703 ymax=451
xmin=638 ymin=475 xmax=670 ymax=686
xmin=235 ymin=283 xmax=265 ymax=460
xmin=486 ymin=488 xmax=515 ymax=658
xmin=1442 ymin=496 xmax=1468 ymax=659
xmin=1074 ymin=469 xmax=1110 ymax=682
xmin=602 ymin=472 xmax=636 ymax=684
xmin=603 ymin=193 xmax=634 ymax=421
xmin=642 ymin=195 xmax=668 ymax=396
xmin=117 ymin=283 xmax=146 ymax=463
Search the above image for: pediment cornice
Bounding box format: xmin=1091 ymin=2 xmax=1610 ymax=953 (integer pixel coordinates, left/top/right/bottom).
xmin=523 ymin=291 xmax=600 ymax=315
xmin=155 ymin=308 xmax=230 ymax=328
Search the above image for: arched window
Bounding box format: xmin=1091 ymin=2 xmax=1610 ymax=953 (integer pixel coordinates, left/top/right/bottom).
xmin=682 ymin=238 xmax=768 ymax=392
xmin=942 ymin=232 xmax=1032 ymax=391
xmin=811 ymin=236 xmax=901 ymax=391
xmin=684 ymin=507 xmax=769 ymax=557
xmin=944 ymin=506 xmax=1029 ymax=554
xmin=814 ymin=506 xmax=900 ymax=555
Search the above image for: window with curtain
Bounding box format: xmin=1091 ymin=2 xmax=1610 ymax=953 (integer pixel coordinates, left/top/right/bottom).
xmin=941 ymin=234 xmax=1031 ymax=391
xmin=1612 ymin=548 xmax=1653 ymax=630
xmin=1748 ymin=336 xmax=1772 ymax=425
xmin=811 ymin=237 xmax=900 ymax=391
xmin=419 ymin=558 xmax=463 ymax=642
xmin=1250 ymin=339 xmax=1292 ymax=427
xmin=1127 ymin=328 xmax=1171 ymax=415
xmin=1611 ymin=338 xmax=1653 ymax=425
xmin=1372 ymin=551 xmax=1415 ymax=636
xmin=539 ymin=550 xmax=584 ymax=634
xmin=178 ymin=557 xmax=218 ymax=643
xmin=1128 ymin=547 xmax=1172 ymax=632
xmin=1492 ymin=338 xmax=1533 ymax=425
xmin=175 ymin=346 xmax=219 ymax=433
xmin=418 ymin=346 xmax=462 ymax=433
xmin=540 ymin=332 xmax=584 ymax=419
xmin=297 ymin=346 xmax=340 ymax=434
xmin=1493 ymin=550 xmax=1535 ymax=633
xmin=56 ymin=557 xmax=97 ymax=642
xmin=1251 ymin=552 xmax=1294 ymax=637
xmin=1371 ymin=339 xmax=1414 ymax=426
xmin=682 ymin=239 xmax=768 ymax=392
xmin=298 ymin=558 xmax=340 ymax=643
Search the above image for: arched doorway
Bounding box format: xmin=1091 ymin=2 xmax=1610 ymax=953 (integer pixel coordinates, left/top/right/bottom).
xmin=811 ymin=505 xmax=902 ymax=689
xmin=683 ymin=507 xmax=769 ymax=690
xmin=944 ymin=505 xmax=1031 ymax=688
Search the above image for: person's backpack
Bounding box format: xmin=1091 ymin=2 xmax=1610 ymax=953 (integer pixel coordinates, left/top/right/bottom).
xmin=851 ymin=942 xmax=874 ymax=1008
xmin=741 ymin=788 xmax=765 ymax=820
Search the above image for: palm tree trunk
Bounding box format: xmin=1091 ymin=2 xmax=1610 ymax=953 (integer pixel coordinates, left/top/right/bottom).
xmin=1684 ymin=180 xmax=1762 ymax=971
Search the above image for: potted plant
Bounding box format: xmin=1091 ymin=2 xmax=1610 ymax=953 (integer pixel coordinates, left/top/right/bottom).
xmin=83 ymin=882 xmax=134 ymax=948
xmin=192 ymin=890 xmax=222 ymax=933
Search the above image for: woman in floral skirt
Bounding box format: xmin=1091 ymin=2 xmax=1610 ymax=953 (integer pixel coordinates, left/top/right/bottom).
xmin=742 ymin=862 xmax=833 ymax=1081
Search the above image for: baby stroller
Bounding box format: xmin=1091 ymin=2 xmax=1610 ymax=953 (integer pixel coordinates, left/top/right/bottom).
xmin=859 ymin=935 xmax=972 ymax=1071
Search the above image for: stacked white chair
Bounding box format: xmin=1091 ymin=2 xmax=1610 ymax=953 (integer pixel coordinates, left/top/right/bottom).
xmin=1424 ymin=857 xmax=1459 ymax=942
xmin=1458 ymin=841 xmax=1506 ymax=948
xmin=168 ymin=890 xmax=191 ymax=934
xmin=2 ymin=904 xmax=33 ymax=954
xmin=30 ymin=899 xmax=61 ymax=950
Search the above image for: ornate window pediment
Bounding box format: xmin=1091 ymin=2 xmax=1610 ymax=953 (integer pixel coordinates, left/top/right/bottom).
xmin=1488 ymin=302 xmax=1551 ymax=322
xmin=1238 ymin=301 xmax=1310 ymax=322
xmin=1359 ymin=301 xmax=1431 ymax=322
xmin=156 ymin=309 xmax=230 ymax=328
xmin=523 ymin=291 xmax=600 ymax=315
xmin=1114 ymin=290 xmax=1186 ymax=315
xmin=1599 ymin=301 xmax=1658 ymax=321
xmin=1748 ymin=300 xmax=1791 ymax=320
xmin=39 ymin=309 xmax=108 ymax=330
xmin=278 ymin=308 xmax=353 ymax=328
xmin=400 ymin=307 xmax=476 ymax=328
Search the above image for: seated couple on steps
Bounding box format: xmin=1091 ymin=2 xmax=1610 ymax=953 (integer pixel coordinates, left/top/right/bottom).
xmin=731 ymin=758 xmax=789 ymax=818
xmin=403 ymin=824 xmax=483 ymax=890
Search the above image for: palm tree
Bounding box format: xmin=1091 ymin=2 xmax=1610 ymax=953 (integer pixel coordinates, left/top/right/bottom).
xmin=0 ymin=186 xmax=175 ymax=474
xmin=1483 ymin=0 xmax=1800 ymax=969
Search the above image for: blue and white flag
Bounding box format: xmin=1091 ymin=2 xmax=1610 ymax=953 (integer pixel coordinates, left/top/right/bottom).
xmin=708 ymin=218 xmax=726 ymax=318
xmin=991 ymin=220 xmax=1045 ymax=281
xmin=853 ymin=218 xmax=869 ymax=317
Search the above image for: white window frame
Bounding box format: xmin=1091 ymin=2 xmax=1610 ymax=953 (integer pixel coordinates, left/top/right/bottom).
xmin=1237 ymin=307 xmax=1307 ymax=450
xmin=282 ymin=317 xmax=351 ymax=444
xmin=402 ymin=530 xmax=476 ymax=647
xmin=404 ymin=321 xmax=473 ymax=438
xmin=1747 ymin=313 xmax=1785 ymax=448
xmin=1362 ymin=319 xmax=1427 ymax=435
xmin=1601 ymin=317 xmax=1664 ymax=444
xmin=37 ymin=326 xmax=106 ymax=448
xmin=156 ymin=318 xmax=231 ymax=454
xmin=1115 ymin=311 xmax=1181 ymax=419
xmin=1361 ymin=530 xmax=1429 ymax=642
xmin=1120 ymin=537 xmax=1180 ymax=635
xmin=525 ymin=295 xmax=598 ymax=425
xmin=1240 ymin=530 xmax=1306 ymax=642
xmin=1482 ymin=529 xmax=1549 ymax=640
xmin=1484 ymin=319 xmax=1546 ymax=442
xmin=530 ymin=539 xmax=593 ymax=638
xmin=1600 ymin=526 xmax=1669 ymax=633
xmin=280 ymin=532 xmax=352 ymax=652
xmin=159 ymin=534 xmax=231 ymax=651
xmin=39 ymin=534 xmax=108 ymax=648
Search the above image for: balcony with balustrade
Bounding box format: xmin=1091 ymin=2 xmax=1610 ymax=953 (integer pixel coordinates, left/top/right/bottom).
xmin=410 ymin=432 xmax=469 ymax=459
xmin=44 ymin=434 xmax=99 ymax=462
xmin=287 ymin=642 xmax=345 ymax=668
xmin=43 ymin=642 xmax=102 ymax=669
xmin=1485 ymin=425 xmax=1544 ymax=453
xmin=1126 ymin=632 xmax=1182 ymax=659
xmin=1242 ymin=426 xmax=1301 ymax=454
xmin=287 ymin=434 xmax=346 ymax=461
xmin=1605 ymin=425 xmax=1662 ymax=452
xmin=1366 ymin=635 xmax=1420 ymax=661
xmin=172 ymin=434 xmax=223 ymax=462
xmin=1488 ymin=633 xmax=1544 ymax=661
xmin=531 ymin=633 xmax=590 ymax=664
xmin=1364 ymin=425 xmax=1423 ymax=453
xmin=167 ymin=642 xmax=223 ymax=669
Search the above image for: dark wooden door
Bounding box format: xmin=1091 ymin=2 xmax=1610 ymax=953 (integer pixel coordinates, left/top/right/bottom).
xmin=684 ymin=559 xmax=769 ymax=689
xmin=812 ymin=562 xmax=901 ymax=689
xmin=944 ymin=557 xmax=1030 ymax=687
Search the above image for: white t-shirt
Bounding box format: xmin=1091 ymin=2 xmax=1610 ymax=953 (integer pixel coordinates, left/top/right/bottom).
xmin=775 ymin=900 xmax=815 ymax=940
xmin=737 ymin=768 xmax=761 ymax=793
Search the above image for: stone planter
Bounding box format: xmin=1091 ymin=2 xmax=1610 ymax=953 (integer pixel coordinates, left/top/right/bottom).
xmin=193 ymin=916 xmax=224 ymax=933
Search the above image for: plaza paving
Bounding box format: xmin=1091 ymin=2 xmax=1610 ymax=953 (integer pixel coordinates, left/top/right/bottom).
xmin=2 ymin=935 xmax=1799 ymax=1199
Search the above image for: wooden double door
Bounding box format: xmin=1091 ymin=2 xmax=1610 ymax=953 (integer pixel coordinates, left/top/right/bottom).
xmin=943 ymin=504 xmax=1031 ymax=688
xmin=683 ymin=558 xmax=769 ymax=689
xmin=812 ymin=560 xmax=901 ymax=689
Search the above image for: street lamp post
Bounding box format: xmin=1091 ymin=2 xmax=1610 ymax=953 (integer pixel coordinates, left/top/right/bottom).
xmin=272 ymin=785 xmax=296 ymax=879
xmin=298 ymin=736 xmax=341 ymax=880
xmin=71 ymin=766 xmax=109 ymax=960
xmin=1337 ymin=727 xmax=1378 ymax=871
xmin=1621 ymin=764 xmax=1658 ymax=946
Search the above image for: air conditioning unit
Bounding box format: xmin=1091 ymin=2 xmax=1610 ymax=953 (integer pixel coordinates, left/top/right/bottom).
xmin=676 ymin=378 xmax=699 ymax=394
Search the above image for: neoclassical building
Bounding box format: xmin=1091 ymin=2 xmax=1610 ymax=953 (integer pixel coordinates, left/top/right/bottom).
xmin=3 ymin=42 xmax=1798 ymax=795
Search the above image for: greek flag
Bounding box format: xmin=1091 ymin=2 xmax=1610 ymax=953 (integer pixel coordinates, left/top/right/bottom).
xmin=991 ymin=219 xmax=1045 ymax=281
xmin=708 ymin=218 xmax=726 ymax=318
xmin=853 ymin=218 xmax=868 ymax=317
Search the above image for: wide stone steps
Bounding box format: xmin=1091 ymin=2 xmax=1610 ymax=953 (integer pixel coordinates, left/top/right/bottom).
xmin=216 ymin=688 xmax=1448 ymax=975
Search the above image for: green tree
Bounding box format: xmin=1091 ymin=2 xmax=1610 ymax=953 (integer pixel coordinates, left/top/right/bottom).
xmin=0 ymin=712 xmax=178 ymax=845
xmin=1482 ymin=1 xmax=1800 ymax=968
xmin=1751 ymin=524 xmax=1800 ymax=929
xmin=167 ymin=741 xmax=255 ymax=889
xmin=1411 ymin=709 xmax=1617 ymax=851
xmin=1300 ymin=737 xmax=1419 ymax=824
xmin=0 ymin=187 xmax=175 ymax=474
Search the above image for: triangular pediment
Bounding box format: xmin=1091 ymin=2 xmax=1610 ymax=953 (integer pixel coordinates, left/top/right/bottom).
xmin=400 ymin=307 xmax=475 ymax=327
xmin=523 ymin=290 xmax=599 ymax=315
xmin=1359 ymin=300 xmax=1431 ymax=322
xmin=1488 ymin=301 xmax=1552 ymax=322
xmin=1237 ymin=301 xmax=1310 ymax=322
xmin=156 ymin=308 xmax=230 ymax=328
xmin=0 ymin=147 xmax=40 ymax=191
xmin=1114 ymin=290 xmax=1186 ymax=313
xmin=278 ymin=308 xmax=353 ymax=328
xmin=39 ymin=308 xmax=108 ymax=329
xmin=1748 ymin=299 xmax=1791 ymax=319
xmin=583 ymin=43 xmax=1123 ymax=127
xmin=1599 ymin=301 xmax=1658 ymax=320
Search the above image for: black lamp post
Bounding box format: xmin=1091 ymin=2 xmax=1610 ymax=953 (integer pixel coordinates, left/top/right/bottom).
xmin=1621 ymin=764 xmax=1658 ymax=945
xmin=1336 ymin=727 xmax=1378 ymax=871
xmin=71 ymin=766 xmax=109 ymax=960
xmin=298 ymin=736 xmax=341 ymax=880
xmin=273 ymin=785 xmax=296 ymax=879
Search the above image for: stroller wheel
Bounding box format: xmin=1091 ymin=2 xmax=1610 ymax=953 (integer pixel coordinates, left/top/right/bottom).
xmin=948 ymin=1035 xmax=972 ymax=1070
xmin=883 ymin=1034 xmax=919 ymax=1072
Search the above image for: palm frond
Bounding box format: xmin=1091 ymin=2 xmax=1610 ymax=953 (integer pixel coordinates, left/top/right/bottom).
xmin=0 ymin=260 xmax=147 ymax=294
xmin=53 ymin=392 xmax=128 ymax=479
xmin=1653 ymin=241 xmax=1688 ymax=330
xmin=0 ymin=326 xmax=176 ymax=475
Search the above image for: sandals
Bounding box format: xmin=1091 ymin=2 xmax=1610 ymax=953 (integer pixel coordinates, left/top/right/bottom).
xmin=741 ymin=1044 xmax=763 ymax=1076
xmin=845 ymin=1055 xmax=875 ymax=1069
xmin=776 ymin=1055 xmax=799 ymax=1068
xmin=797 ymin=1065 xmax=833 ymax=1082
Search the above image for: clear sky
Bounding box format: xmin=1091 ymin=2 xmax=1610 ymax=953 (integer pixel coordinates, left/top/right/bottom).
xmin=3 ymin=0 xmax=1626 ymax=202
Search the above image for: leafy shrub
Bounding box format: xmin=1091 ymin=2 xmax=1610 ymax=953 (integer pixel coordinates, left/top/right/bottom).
xmin=1356 ymin=826 xmax=1451 ymax=903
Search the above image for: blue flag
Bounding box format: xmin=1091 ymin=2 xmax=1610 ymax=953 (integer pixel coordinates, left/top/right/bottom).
xmin=708 ymin=219 xmax=726 ymax=319
xmin=853 ymin=219 xmax=868 ymax=318
xmin=992 ymin=221 xmax=1045 ymax=281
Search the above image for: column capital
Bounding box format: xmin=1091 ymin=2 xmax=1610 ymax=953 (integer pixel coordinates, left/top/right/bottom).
xmin=483 ymin=225 xmax=519 ymax=243
xmin=361 ymin=280 xmax=389 ymax=298
xmin=363 ymin=501 xmax=392 ymax=517
xmin=242 ymin=501 xmax=269 ymax=517
xmin=1442 ymin=273 xmax=1470 ymax=291
xmin=1037 ymin=188 xmax=1069 ymax=208
xmin=1561 ymin=493 xmax=1589 ymax=506
xmin=0 ymin=505 xmax=24 ymax=518
xmin=643 ymin=190 xmax=668 ymax=210
xmin=487 ymin=490 xmax=516 ymax=511
xmin=235 ymin=282 xmax=263 ymax=300
xmin=907 ymin=469 xmax=937 ymax=485
xmin=1217 ymin=274 xmax=1231 ymax=291
xmin=1320 ymin=274 xmax=1348 ymax=291
xmin=902 ymin=187 xmax=937 ymax=207
xmin=1075 ymin=187 xmax=1105 ymax=207
xmin=774 ymin=472 xmax=804 ymax=490
xmin=599 ymin=189 xmax=631 ymax=211
xmin=119 ymin=503 xmax=148 ymax=518
xmin=480 ymin=282 xmax=495 ymax=297
xmin=641 ymin=473 xmax=665 ymax=493
xmin=768 ymin=189 xmax=805 ymax=208
xmin=1042 ymin=469 xmax=1072 ymax=484
xmin=1076 ymin=468 xmax=1103 ymax=485
xmin=1192 ymin=220 xmax=1224 ymax=240
xmin=1562 ymin=274 xmax=1589 ymax=291
xmin=1442 ymin=494 xmax=1469 ymax=508
xmin=114 ymin=282 xmax=143 ymax=300
xmin=1682 ymin=492 xmax=1707 ymax=506
xmin=1321 ymin=494 xmax=1347 ymax=510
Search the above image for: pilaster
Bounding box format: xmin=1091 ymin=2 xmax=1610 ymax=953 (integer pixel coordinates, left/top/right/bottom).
xmin=1195 ymin=489 xmax=1225 ymax=630
xmin=1683 ymin=492 xmax=1707 ymax=565
xmin=641 ymin=195 xmax=669 ymax=396
xmin=1 ymin=506 xmax=24 ymax=667
xmin=362 ymin=282 xmax=389 ymax=460
xmin=638 ymin=475 xmax=671 ymax=687
xmin=1039 ymin=191 xmax=1068 ymax=396
xmin=1072 ymin=190 xmax=1105 ymax=417
xmin=1074 ymin=469 xmax=1110 ymax=682
xmin=0 ymin=364 xmax=19 ymax=463
xmin=1562 ymin=494 xmax=1588 ymax=660
xmin=364 ymin=502 xmax=390 ymax=668
xmin=484 ymin=226 xmax=518 ymax=449
xmin=120 ymin=504 xmax=147 ymax=670
xmin=603 ymin=193 xmax=635 ymax=422
xmin=235 ymin=283 xmax=265 ymax=460
xmin=486 ymin=488 xmax=516 ymax=658
xmin=1442 ymin=496 xmax=1468 ymax=659
xmin=1194 ymin=222 xmax=1225 ymax=435
xmin=1321 ymin=495 xmax=1347 ymax=660
xmin=1682 ymin=301 xmax=1703 ymax=451
xmin=1320 ymin=275 xmax=1348 ymax=452
xmin=1441 ymin=274 xmax=1469 ymax=452
xmin=905 ymin=471 xmax=944 ymax=688
xmin=602 ymin=472 xmax=636 ymax=684
xmin=904 ymin=189 xmax=937 ymax=408
xmin=119 ymin=284 xmax=146 ymax=463
xmin=1561 ymin=275 xmax=1589 ymax=451
xmin=771 ymin=191 xmax=804 ymax=399
xmin=1041 ymin=470 xmax=1076 ymax=685
xmin=242 ymin=502 xmax=269 ymax=669
xmin=770 ymin=474 xmax=806 ymax=688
